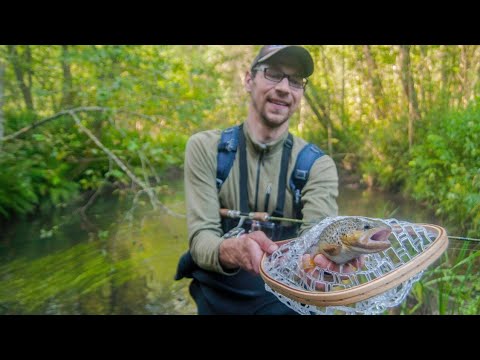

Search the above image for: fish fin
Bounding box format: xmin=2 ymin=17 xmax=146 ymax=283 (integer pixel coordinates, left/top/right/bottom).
xmin=320 ymin=243 xmax=342 ymax=256
xmin=301 ymin=254 xmax=316 ymax=271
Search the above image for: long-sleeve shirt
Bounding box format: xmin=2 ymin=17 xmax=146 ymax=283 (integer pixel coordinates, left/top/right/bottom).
xmin=184 ymin=121 xmax=339 ymax=275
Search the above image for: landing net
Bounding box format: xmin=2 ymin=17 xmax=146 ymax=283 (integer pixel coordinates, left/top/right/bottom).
xmin=261 ymin=216 xmax=447 ymax=315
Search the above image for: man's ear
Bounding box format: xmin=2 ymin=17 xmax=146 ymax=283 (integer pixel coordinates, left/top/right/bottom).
xmin=245 ymin=71 xmax=253 ymax=93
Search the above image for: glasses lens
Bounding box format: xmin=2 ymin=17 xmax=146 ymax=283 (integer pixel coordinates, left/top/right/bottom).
xmin=288 ymin=76 xmax=305 ymax=89
xmin=263 ymin=68 xmax=305 ymax=90
xmin=264 ymin=68 xmax=284 ymax=82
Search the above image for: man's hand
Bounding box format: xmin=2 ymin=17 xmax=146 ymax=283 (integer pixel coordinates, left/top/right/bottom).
xmin=219 ymin=231 xmax=278 ymax=275
xmin=311 ymin=253 xmax=365 ymax=273
xmin=301 ymin=253 xmax=365 ymax=291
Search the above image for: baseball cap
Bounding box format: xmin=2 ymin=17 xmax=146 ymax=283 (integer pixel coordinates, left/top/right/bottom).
xmin=250 ymin=45 xmax=314 ymax=77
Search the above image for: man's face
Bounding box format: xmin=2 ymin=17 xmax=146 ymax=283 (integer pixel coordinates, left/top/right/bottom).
xmin=245 ymin=59 xmax=305 ymax=129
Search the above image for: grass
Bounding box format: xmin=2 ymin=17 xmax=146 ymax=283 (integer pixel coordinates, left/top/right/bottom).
xmin=401 ymin=241 xmax=480 ymax=315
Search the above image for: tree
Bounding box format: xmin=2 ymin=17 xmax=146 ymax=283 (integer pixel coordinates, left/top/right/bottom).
xmin=399 ymin=45 xmax=420 ymax=149
xmin=0 ymin=54 xmax=5 ymax=143
xmin=61 ymin=45 xmax=75 ymax=109
xmin=362 ymin=45 xmax=386 ymax=121
xmin=7 ymin=45 xmax=35 ymax=112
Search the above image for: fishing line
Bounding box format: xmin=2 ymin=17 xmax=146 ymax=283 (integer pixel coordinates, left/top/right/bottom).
xmin=448 ymin=236 xmax=480 ymax=242
xmin=221 ymin=208 xmax=480 ymax=243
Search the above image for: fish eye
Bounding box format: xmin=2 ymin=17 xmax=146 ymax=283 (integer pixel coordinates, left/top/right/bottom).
xmin=364 ymin=224 xmax=372 ymax=230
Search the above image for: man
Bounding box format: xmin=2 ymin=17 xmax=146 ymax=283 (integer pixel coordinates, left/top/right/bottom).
xmin=181 ymin=45 xmax=358 ymax=315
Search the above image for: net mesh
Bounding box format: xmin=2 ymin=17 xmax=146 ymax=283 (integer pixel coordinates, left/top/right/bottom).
xmin=263 ymin=216 xmax=437 ymax=315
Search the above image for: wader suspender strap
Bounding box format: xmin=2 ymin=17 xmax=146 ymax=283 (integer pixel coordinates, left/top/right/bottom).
xmin=272 ymin=133 xmax=293 ymax=218
xmin=238 ymin=125 xmax=249 ymax=213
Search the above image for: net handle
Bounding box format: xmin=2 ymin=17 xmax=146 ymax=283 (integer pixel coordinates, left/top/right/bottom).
xmin=260 ymin=224 xmax=449 ymax=306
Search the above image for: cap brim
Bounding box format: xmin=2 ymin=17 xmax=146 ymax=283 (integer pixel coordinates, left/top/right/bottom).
xmin=257 ymin=46 xmax=314 ymax=77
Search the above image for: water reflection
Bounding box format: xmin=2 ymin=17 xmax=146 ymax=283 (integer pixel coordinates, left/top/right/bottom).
xmin=0 ymin=188 xmax=196 ymax=315
xmin=0 ymin=183 xmax=474 ymax=314
xmin=338 ymin=187 xmax=438 ymax=224
xmin=0 ymin=217 xmax=197 ymax=314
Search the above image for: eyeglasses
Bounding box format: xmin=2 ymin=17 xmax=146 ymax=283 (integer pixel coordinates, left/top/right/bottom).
xmin=253 ymin=65 xmax=308 ymax=90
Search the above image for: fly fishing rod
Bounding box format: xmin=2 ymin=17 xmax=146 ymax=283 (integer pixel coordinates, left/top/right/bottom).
xmin=220 ymin=208 xmax=480 ymax=242
xmin=219 ymin=208 xmax=307 ymax=224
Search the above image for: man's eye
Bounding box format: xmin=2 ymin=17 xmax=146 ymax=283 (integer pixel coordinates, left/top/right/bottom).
xmin=268 ymin=71 xmax=283 ymax=80
xmin=290 ymin=78 xmax=302 ymax=85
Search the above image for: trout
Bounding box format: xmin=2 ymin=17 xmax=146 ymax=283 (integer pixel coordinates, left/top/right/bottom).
xmin=301 ymin=217 xmax=392 ymax=269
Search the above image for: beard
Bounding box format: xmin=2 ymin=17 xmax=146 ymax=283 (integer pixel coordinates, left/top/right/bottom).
xmin=256 ymin=101 xmax=292 ymax=129
xmin=260 ymin=112 xmax=289 ymax=129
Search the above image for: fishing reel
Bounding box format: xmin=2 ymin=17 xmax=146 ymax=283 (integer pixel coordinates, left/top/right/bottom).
xmin=223 ymin=227 xmax=246 ymax=239
xmin=222 ymin=218 xmax=267 ymax=239
xmin=222 ymin=216 xmax=248 ymax=239
xmin=220 ymin=208 xmax=302 ymax=240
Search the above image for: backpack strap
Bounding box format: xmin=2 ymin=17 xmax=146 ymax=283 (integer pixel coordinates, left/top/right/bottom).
xmin=237 ymin=125 xmax=249 ymax=213
xmin=289 ymin=143 xmax=325 ymax=220
xmin=216 ymin=125 xmax=241 ymax=191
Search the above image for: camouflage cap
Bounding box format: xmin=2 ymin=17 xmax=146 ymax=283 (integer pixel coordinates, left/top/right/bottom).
xmin=250 ymin=45 xmax=314 ymax=77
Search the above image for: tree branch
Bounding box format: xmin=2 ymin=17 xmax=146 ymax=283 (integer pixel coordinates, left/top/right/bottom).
xmin=0 ymin=106 xmax=171 ymax=143
xmin=0 ymin=106 xmax=108 ymax=142
xmin=0 ymin=106 xmax=185 ymax=218
xmin=68 ymin=110 xmax=185 ymax=218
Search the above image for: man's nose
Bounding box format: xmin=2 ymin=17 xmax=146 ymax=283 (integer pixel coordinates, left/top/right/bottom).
xmin=275 ymin=76 xmax=291 ymax=92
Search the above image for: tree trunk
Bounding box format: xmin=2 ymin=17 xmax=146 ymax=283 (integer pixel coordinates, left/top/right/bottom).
xmin=318 ymin=46 xmax=335 ymax=155
xmin=304 ymin=90 xmax=329 ymax=131
xmin=61 ymin=45 xmax=75 ymax=108
xmin=476 ymin=46 xmax=480 ymax=98
xmin=440 ymin=45 xmax=452 ymax=107
xmin=298 ymin=95 xmax=305 ymax=135
xmin=399 ymin=45 xmax=420 ymax=149
xmin=459 ymin=45 xmax=475 ymax=108
xmin=419 ymin=46 xmax=433 ymax=112
xmin=304 ymin=85 xmax=337 ymax=155
xmin=7 ymin=45 xmax=34 ymax=111
xmin=0 ymin=57 xmax=5 ymax=143
xmin=340 ymin=47 xmax=347 ymax=128
xmin=25 ymin=46 xmax=33 ymax=94
xmin=363 ymin=45 xmax=385 ymax=120
xmin=318 ymin=46 xmax=333 ymax=120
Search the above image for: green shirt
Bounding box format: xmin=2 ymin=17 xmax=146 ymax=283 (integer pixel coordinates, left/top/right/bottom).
xmin=184 ymin=122 xmax=339 ymax=275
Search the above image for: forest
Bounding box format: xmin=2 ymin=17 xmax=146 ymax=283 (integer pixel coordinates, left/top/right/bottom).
xmin=0 ymin=45 xmax=479 ymax=314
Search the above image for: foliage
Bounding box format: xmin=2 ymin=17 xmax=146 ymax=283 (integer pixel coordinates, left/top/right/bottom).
xmin=0 ymin=45 xmax=254 ymax=219
xmin=406 ymin=102 xmax=480 ymax=236
xmin=1 ymin=45 xmax=480 ymax=314
xmin=402 ymin=245 xmax=480 ymax=315
xmin=0 ymin=112 xmax=79 ymax=217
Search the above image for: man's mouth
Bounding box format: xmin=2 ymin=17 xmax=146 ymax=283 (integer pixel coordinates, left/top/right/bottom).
xmin=268 ymin=99 xmax=289 ymax=107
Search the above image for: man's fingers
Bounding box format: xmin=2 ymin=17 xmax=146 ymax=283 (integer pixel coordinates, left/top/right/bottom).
xmin=234 ymin=231 xmax=276 ymax=274
xmin=248 ymin=231 xmax=278 ymax=254
xmin=356 ymin=255 xmax=365 ymax=268
xmin=313 ymin=253 xmax=334 ymax=269
xmin=342 ymin=263 xmax=355 ymax=273
xmin=313 ymin=254 xmax=365 ymax=273
xmin=250 ymin=250 xmax=263 ymax=275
